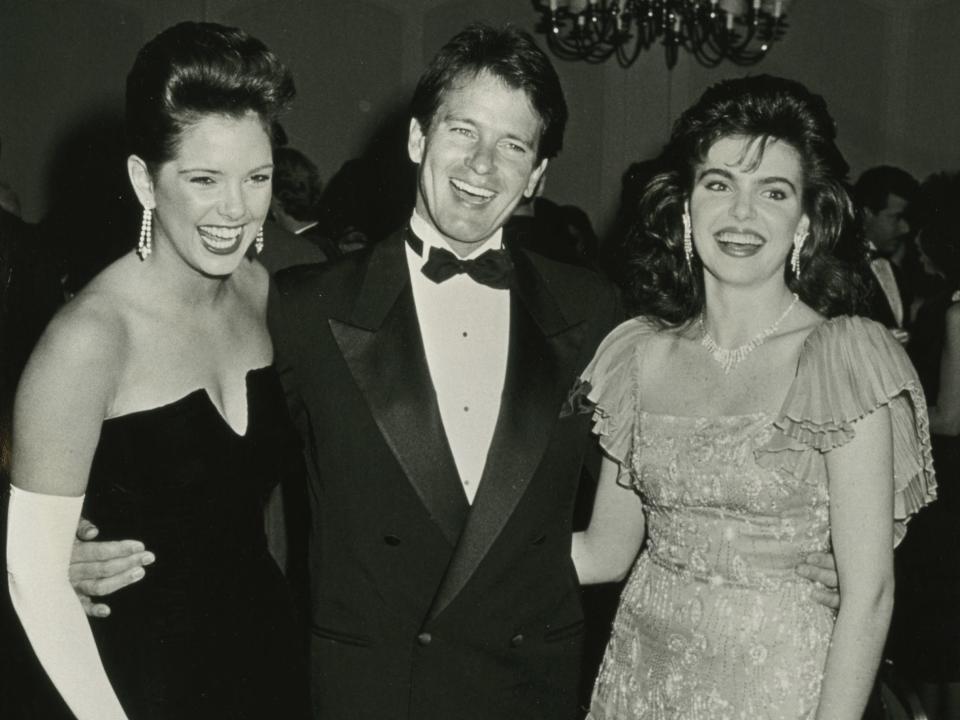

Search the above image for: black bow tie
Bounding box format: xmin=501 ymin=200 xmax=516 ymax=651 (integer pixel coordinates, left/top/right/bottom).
xmin=407 ymin=232 xmax=514 ymax=290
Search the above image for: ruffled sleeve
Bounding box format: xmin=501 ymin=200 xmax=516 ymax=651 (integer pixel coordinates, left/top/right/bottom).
xmin=756 ymin=315 xmax=937 ymax=545
xmin=571 ymin=317 xmax=658 ymax=469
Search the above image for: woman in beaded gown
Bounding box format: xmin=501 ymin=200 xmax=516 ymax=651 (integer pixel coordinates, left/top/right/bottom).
xmin=572 ymin=76 xmax=936 ymax=720
xmin=6 ymin=23 xmax=309 ymax=719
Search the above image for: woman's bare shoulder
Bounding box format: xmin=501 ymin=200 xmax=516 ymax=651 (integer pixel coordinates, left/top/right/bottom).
xmin=232 ymin=257 xmax=270 ymax=314
xmin=945 ymin=299 xmax=960 ymax=325
xmin=28 ymin=265 xmax=134 ymax=383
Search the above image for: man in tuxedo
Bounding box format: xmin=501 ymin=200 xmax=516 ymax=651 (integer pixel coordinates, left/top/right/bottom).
xmin=853 ymin=165 xmax=920 ymax=343
xmin=267 ymin=25 xmax=620 ymax=719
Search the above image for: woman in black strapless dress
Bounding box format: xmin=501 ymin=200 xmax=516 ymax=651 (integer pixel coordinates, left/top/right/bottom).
xmin=82 ymin=366 xmax=308 ymax=719
xmin=7 ymin=23 xmax=309 ymax=719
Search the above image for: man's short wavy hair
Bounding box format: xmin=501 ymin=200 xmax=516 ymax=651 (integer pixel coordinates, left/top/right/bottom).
xmin=410 ymin=23 xmax=567 ymax=162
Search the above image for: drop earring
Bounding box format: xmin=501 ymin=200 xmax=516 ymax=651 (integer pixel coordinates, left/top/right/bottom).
xmin=682 ymin=205 xmax=693 ymax=268
xmin=137 ymin=207 xmax=152 ymax=260
xmin=791 ymin=227 xmax=808 ymax=279
xmin=255 ymin=226 xmax=264 ymax=254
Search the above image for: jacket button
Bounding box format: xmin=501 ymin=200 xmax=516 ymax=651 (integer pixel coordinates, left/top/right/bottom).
xmin=510 ymin=634 xmax=524 ymax=647
xmin=417 ymin=632 xmax=432 ymax=646
xmin=384 ymin=535 xmax=401 ymax=546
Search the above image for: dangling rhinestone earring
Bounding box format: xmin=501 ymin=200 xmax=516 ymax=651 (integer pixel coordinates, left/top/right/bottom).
xmin=791 ymin=227 xmax=808 ymax=279
xmin=137 ymin=207 xmax=152 ymax=260
xmin=255 ymin=226 xmax=264 ymax=254
xmin=682 ymin=205 xmax=694 ymax=268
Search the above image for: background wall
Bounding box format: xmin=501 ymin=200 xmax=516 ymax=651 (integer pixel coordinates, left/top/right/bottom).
xmin=2 ymin=0 xmax=958 ymax=239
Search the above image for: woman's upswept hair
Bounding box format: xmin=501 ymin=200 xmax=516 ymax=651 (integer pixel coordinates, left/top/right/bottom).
xmin=126 ymin=21 xmax=295 ymax=173
xmin=624 ymin=75 xmax=867 ymax=324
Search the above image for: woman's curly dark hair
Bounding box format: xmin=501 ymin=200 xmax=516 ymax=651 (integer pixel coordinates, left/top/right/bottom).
xmin=623 ymin=75 xmax=869 ymax=325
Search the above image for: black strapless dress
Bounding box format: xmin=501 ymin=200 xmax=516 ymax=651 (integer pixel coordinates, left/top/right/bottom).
xmin=83 ymin=366 xmax=310 ymax=719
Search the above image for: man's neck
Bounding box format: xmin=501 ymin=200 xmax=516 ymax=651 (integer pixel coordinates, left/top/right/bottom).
xmin=409 ymin=210 xmax=502 ymax=259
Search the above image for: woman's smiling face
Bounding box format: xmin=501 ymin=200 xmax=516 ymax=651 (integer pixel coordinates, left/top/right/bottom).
xmin=407 ymin=70 xmax=548 ymax=257
xmin=147 ymin=111 xmax=273 ymax=277
xmin=690 ymin=135 xmax=809 ymax=289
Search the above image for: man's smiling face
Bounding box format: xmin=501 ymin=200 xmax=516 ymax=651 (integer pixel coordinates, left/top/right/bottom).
xmin=408 ymin=70 xmax=548 ymax=257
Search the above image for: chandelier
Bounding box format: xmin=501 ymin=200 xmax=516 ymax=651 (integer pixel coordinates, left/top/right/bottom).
xmin=532 ymin=0 xmax=793 ymax=69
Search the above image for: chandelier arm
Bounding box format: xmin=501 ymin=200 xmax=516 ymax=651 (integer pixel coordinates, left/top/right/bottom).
xmin=616 ymin=28 xmax=647 ymax=68
xmin=681 ymin=13 xmax=728 ymax=68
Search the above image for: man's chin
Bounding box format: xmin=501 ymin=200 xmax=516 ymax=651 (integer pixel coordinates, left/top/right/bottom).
xmin=435 ymin=222 xmax=500 ymax=251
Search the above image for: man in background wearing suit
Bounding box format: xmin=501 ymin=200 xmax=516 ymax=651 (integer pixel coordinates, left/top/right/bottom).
xmin=854 ymin=165 xmax=920 ymax=344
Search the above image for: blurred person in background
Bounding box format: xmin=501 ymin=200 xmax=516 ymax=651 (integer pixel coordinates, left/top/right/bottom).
xmin=888 ymin=170 xmax=960 ymax=720
xmin=853 ymin=165 xmax=920 ymax=344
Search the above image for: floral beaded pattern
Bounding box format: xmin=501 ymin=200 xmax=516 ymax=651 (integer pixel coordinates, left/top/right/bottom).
xmin=588 ymin=411 xmax=832 ymax=720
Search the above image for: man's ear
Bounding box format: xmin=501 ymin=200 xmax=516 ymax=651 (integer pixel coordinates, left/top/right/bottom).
xmin=127 ymin=155 xmax=155 ymax=210
xmin=407 ymin=118 xmax=426 ymax=164
xmin=523 ymin=159 xmax=549 ymax=198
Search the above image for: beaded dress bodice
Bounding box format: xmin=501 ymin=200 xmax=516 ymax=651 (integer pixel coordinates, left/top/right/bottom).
xmin=580 ymin=315 xmax=936 ymax=720
xmin=636 ymin=412 xmax=829 ymax=591
xmin=588 ymin=411 xmax=833 ymax=720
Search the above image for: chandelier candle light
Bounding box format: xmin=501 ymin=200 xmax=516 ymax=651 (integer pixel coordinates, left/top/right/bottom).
xmin=533 ymin=0 xmax=792 ymax=69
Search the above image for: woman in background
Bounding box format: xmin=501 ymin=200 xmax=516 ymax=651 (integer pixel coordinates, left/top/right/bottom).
xmin=7 ymin=22 xmax=308 ymax=719
xmin=572 ymin=75 xmax=935 ymax=719
xmin=889 ymin=171 xmax=960 ymax=720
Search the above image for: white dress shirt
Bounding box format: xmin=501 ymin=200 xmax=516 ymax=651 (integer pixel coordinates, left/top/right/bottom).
xmin=869 ymin=243 xmax=904 ymax=327
xmin=406 ymin=211 xmax=511 ymax=503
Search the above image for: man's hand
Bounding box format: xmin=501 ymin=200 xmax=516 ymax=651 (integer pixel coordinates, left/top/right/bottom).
xmin=796 ymin=551 xmax=840 ymax=610
xmin=70 ymin=518 xmax=155 ymax=618
xmin=890 ymin=328 xmax=910 ymax=346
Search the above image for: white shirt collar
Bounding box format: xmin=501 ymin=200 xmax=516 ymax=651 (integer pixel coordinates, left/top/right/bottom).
xmin=293 ymin=221 xmax=319 ymax=235
xmin=409 ymin=210 xmax=503 ymax=265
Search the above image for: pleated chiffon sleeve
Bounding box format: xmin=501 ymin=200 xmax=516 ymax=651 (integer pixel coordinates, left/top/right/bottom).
xmin=756 ymin=315 xmax=937 ymax=545
xmin=575 ymin=317 xmax=659 ymax=474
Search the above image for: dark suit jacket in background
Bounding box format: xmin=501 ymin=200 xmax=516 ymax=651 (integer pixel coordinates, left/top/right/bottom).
xmin=269 ymin=228 xmax=621 ymax=720
xmin=258 ymin=220 xmax=329 ymax=275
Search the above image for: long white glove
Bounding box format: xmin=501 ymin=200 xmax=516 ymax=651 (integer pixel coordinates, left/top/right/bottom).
xmin=7 ymin=485 xmax=130 ymax=720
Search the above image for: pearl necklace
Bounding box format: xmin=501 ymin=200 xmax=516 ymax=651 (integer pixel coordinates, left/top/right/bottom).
xmin=699 ymin=293 xmax=799 ymax=374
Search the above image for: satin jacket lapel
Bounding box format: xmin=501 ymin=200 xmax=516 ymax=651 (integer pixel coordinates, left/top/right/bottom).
xmin=329 ymin=231 xmax=469 ymax=546
xmin=428 ymin=249 xmax=585 ymax=620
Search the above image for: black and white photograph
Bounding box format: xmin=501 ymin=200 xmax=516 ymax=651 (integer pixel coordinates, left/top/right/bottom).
xmin=1 ymin=1 xmax=958 ymax=718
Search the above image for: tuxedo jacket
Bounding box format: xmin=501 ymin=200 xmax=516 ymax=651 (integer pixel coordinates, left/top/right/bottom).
xmin=269 ymin=228 xmax=622 ymax=720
